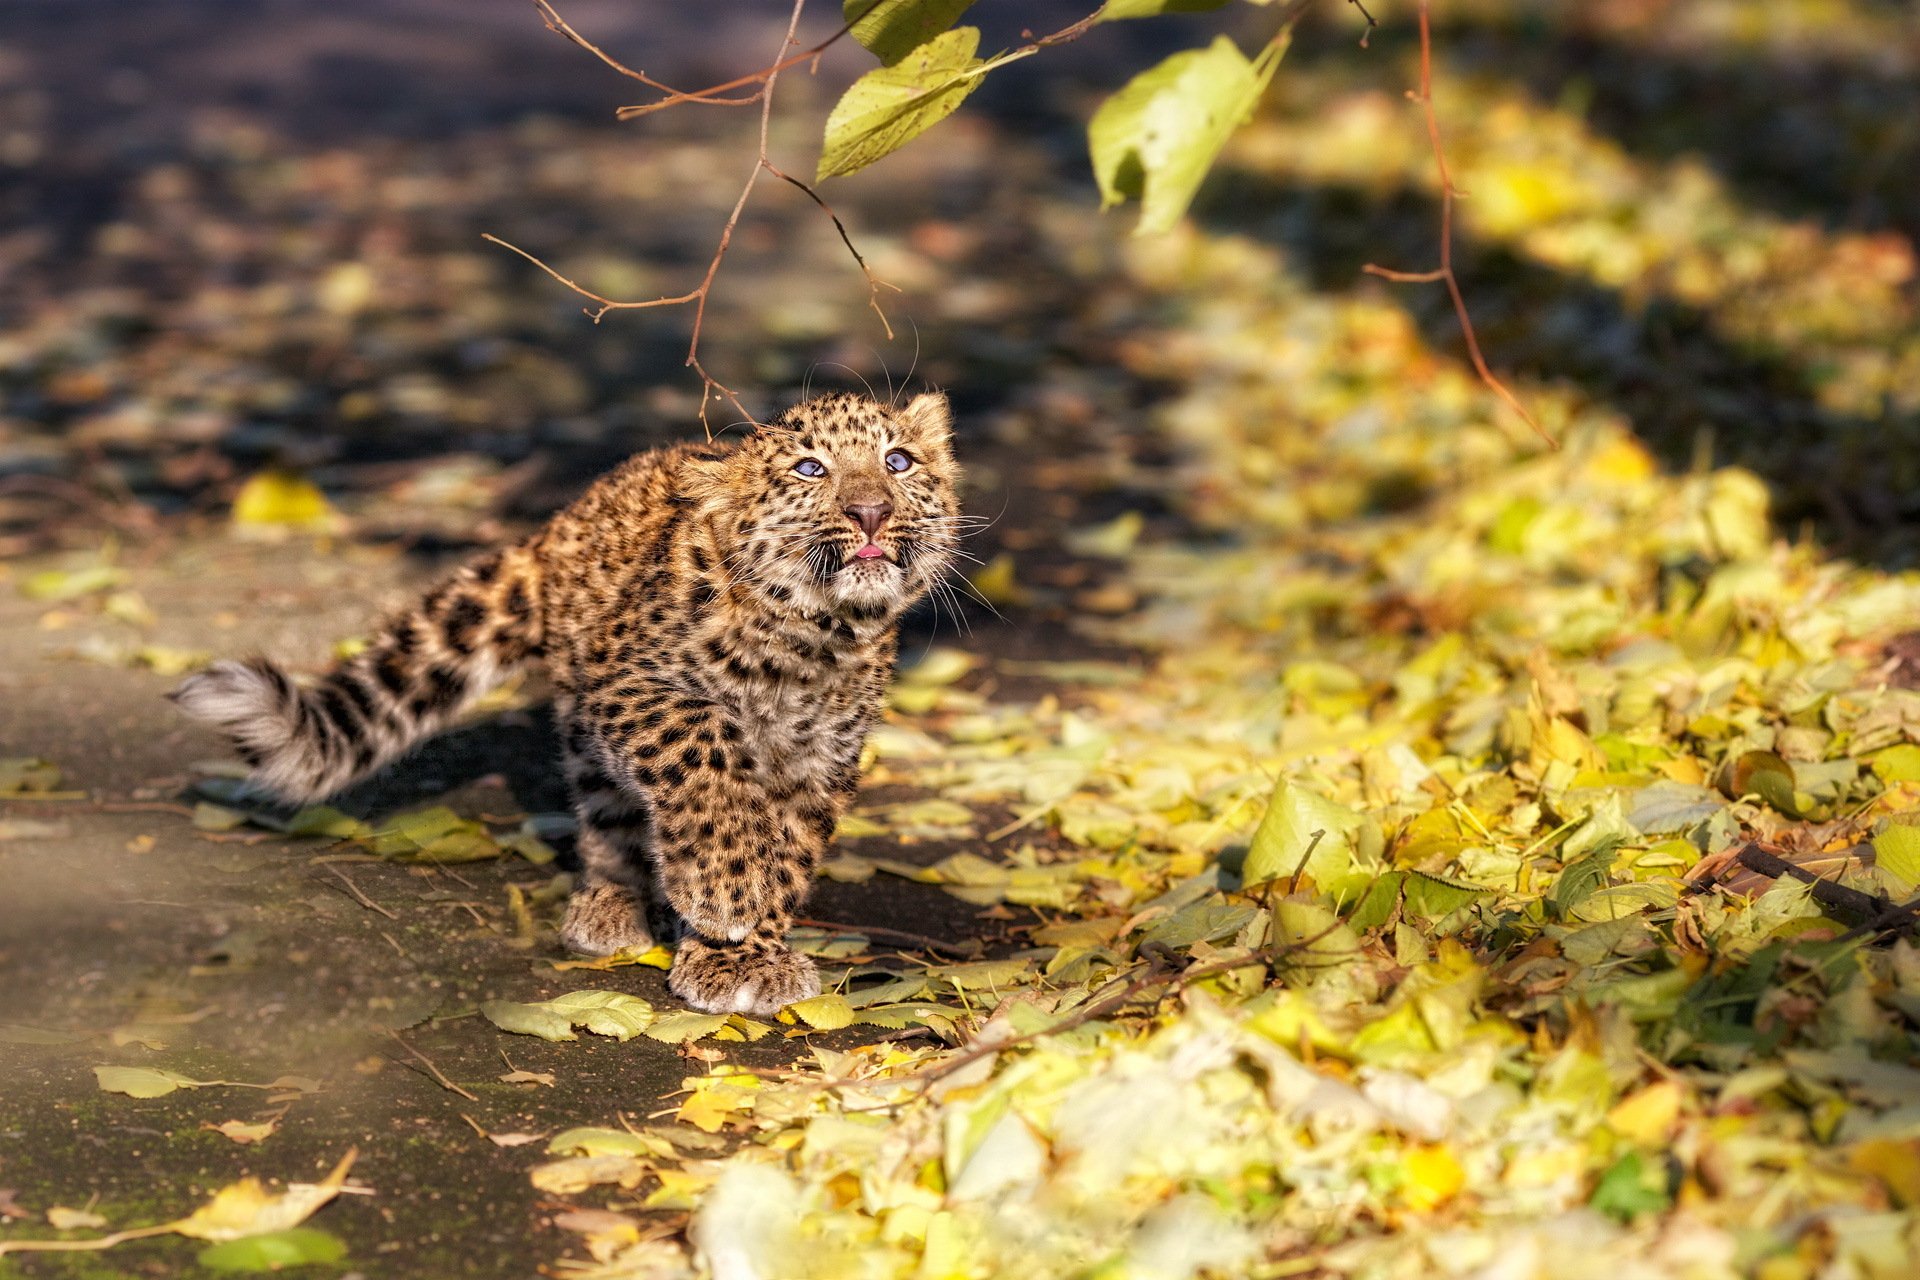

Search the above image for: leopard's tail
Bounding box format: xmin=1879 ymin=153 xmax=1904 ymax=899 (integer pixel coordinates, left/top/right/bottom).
xmin=171 ymin=543 xmax=544 ymax=804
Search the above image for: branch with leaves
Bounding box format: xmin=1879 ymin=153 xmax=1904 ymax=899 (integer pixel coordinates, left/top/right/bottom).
xmin=491 ymin=0 xmax=1540 ymax=441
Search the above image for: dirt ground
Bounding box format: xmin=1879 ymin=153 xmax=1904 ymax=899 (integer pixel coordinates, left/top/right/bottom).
xmin=0 ymin=524 xmax=1112 ymax=1277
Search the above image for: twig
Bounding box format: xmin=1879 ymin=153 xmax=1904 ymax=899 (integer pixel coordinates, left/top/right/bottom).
xmin=386 ymin=1029 xmax=478 ymax=1102
xmin=1287 ymin=828 xmax=1328 ymax=896
xmin=0 ymin=1224 xmax=178 ymax=1258
xmin=1346 ymin=0 xmax=1378 ymax=45
xmin=1729 ymin=842 xmax=1887 ymax=928
xmin=794 ymin=916 xmax=972 ymax=958
xmin=490 ymin=0 xmax=817 ymax=432
xmin=765 ymin=163 xmax=899 ymax=339
xmin=1360 ymin=0 xmax=1554 ymax=448
xmin=1830 ymin=890 xmax=1920 ymax=944
xmin=499 ymin=1 xmax=1119 ymax=430
xmin=321 ymin=864 xmax=398 ymax=921
xmin=528 ymin=0 xmax=759 ymax=106
xmin=608 ymin=0 xmax=902 ymax=120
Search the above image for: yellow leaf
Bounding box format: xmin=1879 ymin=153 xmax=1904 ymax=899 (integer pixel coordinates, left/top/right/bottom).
xmin=966 ymin=553 xmax=1030 ymax=606
xmin=1401 ymin=1144 xmax=1465 ymax=1211
xmin=529 ymin=1155 xmax=650 ymax=1195
xmin=1849 ymin=1139 xmax=1920 ymax=1209
xmin=1606 ymin=1080 xmax=1683 ymax=1146
xmin=231 ymin=471 xmax=337 ymax=530
xmin=205 ymin=1118 xmax=280 ymax=1145
xmin=786 ymin=994 xmax=855 ymax=1031
xmin=172 ymin=1149 xmax=356 ymax=1242
xmin=676 ymin=1077 xmax=759 ymax=1133
xmin=46 ymin=1206 xmax=109 ymax=1231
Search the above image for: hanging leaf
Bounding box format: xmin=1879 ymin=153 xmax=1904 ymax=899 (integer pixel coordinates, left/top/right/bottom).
xmin=1089 ymin=35 xmax=1288 ymax=235
xmin=818 ymin=28 xmax=989 ymax=180
xmin=845 ymin=0 xmax=976 ymax=65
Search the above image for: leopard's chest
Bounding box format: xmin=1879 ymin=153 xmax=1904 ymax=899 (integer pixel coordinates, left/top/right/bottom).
xmin=708 ymin=638 xmax=877 ymax=790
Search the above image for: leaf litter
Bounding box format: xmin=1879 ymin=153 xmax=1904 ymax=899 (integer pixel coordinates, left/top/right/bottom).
xmin=527 ymin=33 xmax=1920 ymax=1280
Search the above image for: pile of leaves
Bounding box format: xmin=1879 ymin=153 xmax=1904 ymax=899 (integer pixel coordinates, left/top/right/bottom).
xmin=517 ymin=14 xmax=1920 ymax=1279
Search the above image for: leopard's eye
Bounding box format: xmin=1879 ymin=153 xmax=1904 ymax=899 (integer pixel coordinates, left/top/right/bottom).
xmin=884 ymin=449 xmax=914 ymax=474
xmin=793 ymin=458 xmax=828 ymax=478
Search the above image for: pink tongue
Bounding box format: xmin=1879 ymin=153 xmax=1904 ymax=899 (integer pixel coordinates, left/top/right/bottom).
xmin=855 ymin=544 xmax=885 ymax=560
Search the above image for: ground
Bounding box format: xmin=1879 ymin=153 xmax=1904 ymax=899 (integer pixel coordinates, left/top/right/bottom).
xmin=5 ymin=1 xmax=1920 ymax=1278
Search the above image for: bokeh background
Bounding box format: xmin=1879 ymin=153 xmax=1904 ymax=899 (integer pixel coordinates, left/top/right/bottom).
xmin=4 ymin=0 xmax=1914 ymax=565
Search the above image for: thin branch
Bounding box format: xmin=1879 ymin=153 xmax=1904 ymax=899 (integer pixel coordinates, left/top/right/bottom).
xmin=479 ymin=234 xmax=701 ymax=321
xmin=1287 ymin=828 xmax=1328 ymax=896
xmin=766 ymin=163 xmax=899 ymax=340
xmin=528 ymin=0 xmax=758 ymax=106
xmin=1360 ymin=0 xmax=1554 ymax=448
xmin=1729 ymin=842 xmax=1887 ymax=928
xmin=321 ymin=864 xmax=398 ymax=921
xmin=492 ymin=0 xmax=827 ymax=433
xmin=386 ymin=1029 xmax=478 ymax=1102
xmin=609 ymin=0 xmax=898 ymax=121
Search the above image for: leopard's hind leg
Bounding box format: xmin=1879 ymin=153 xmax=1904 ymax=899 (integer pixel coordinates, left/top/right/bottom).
xmin=557 ymin=726 xmax=679 ymax=956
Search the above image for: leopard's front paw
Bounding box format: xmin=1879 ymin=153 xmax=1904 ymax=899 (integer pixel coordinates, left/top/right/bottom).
xmin=559 ymin=882 xmax=654 ymax=956
xmin=668 ymin=935 xmax=819 ymax=1016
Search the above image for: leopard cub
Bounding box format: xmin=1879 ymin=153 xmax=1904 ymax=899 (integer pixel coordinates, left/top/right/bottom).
xmin=174 ymin=392 xmax=962 ymax=1014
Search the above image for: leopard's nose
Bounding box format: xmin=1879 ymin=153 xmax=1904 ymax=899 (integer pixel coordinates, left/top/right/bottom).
xmin=844 ymin=501 xmax=893 ymax=541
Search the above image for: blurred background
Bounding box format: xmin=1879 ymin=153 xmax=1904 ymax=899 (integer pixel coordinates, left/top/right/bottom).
xmin=2 ymin=0 xmax=1915 ymax=569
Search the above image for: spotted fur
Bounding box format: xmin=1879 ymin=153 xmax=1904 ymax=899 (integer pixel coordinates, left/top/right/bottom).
xmin=173 ymin=392 xmax=963 ymax=1014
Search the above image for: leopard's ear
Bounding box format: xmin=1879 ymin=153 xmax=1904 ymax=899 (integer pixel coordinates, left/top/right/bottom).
xmin=896 ymin=391 xmax=952 ymax=453
xmin=676 ymin=451 xmax=734 ymax=501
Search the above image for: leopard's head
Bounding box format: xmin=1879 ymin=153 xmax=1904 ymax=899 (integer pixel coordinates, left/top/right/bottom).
xmin=683 ymin=391 xmax=963 ymax=619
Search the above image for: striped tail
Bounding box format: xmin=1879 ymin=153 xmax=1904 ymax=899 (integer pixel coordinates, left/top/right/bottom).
xmin=171 ymin=543 xmax=544 ymax=803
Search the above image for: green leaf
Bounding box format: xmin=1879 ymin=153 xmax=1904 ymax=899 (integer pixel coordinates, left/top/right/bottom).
xmin=818 ymin=27 xmax=989 ymax=180
xmin=283 ymin=806 xmax=370 ymax=839
xmin=1097 ymin=0 xmax=1236 ymax=20
xmin=1345 ymin=871 xmax=1406 ymax=932
xmin=1726 ymin=750 xmax=1799 ymax=815
xmin=481 ymin=999 xmax=579 ymax=1042
xmin=1400 ymin=870 xmax=1489 ymax=922
xmin=192 ymin=802 xmax=249 ymax=832
xmin=199 ymin=1228 xmax=349 ymax=1272
xmin=1873 ymin=822 xmax=1920 ymax=895
xmin=483 ymin=990 xmax=655 ymax=1042
xmin=1088 ymin=34 xmax=1287 ymax=235
xmin=0 ymin=758 xmax=62 ymax=795
xmin=21 ymin=563 xmax=126 ymax=602
xmin=547 ymin=1127 xmax=673 ymax=1158
xmin=1242 ymin=779 xmax=1365 ymax=889
xmin=845 ymin=0 xmax=975 ymax=64
xmin=94 ymin=1065 xmax=205 ymax=1098
xmin=1589 ymin=1151 xmax=1671 ymax=1221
